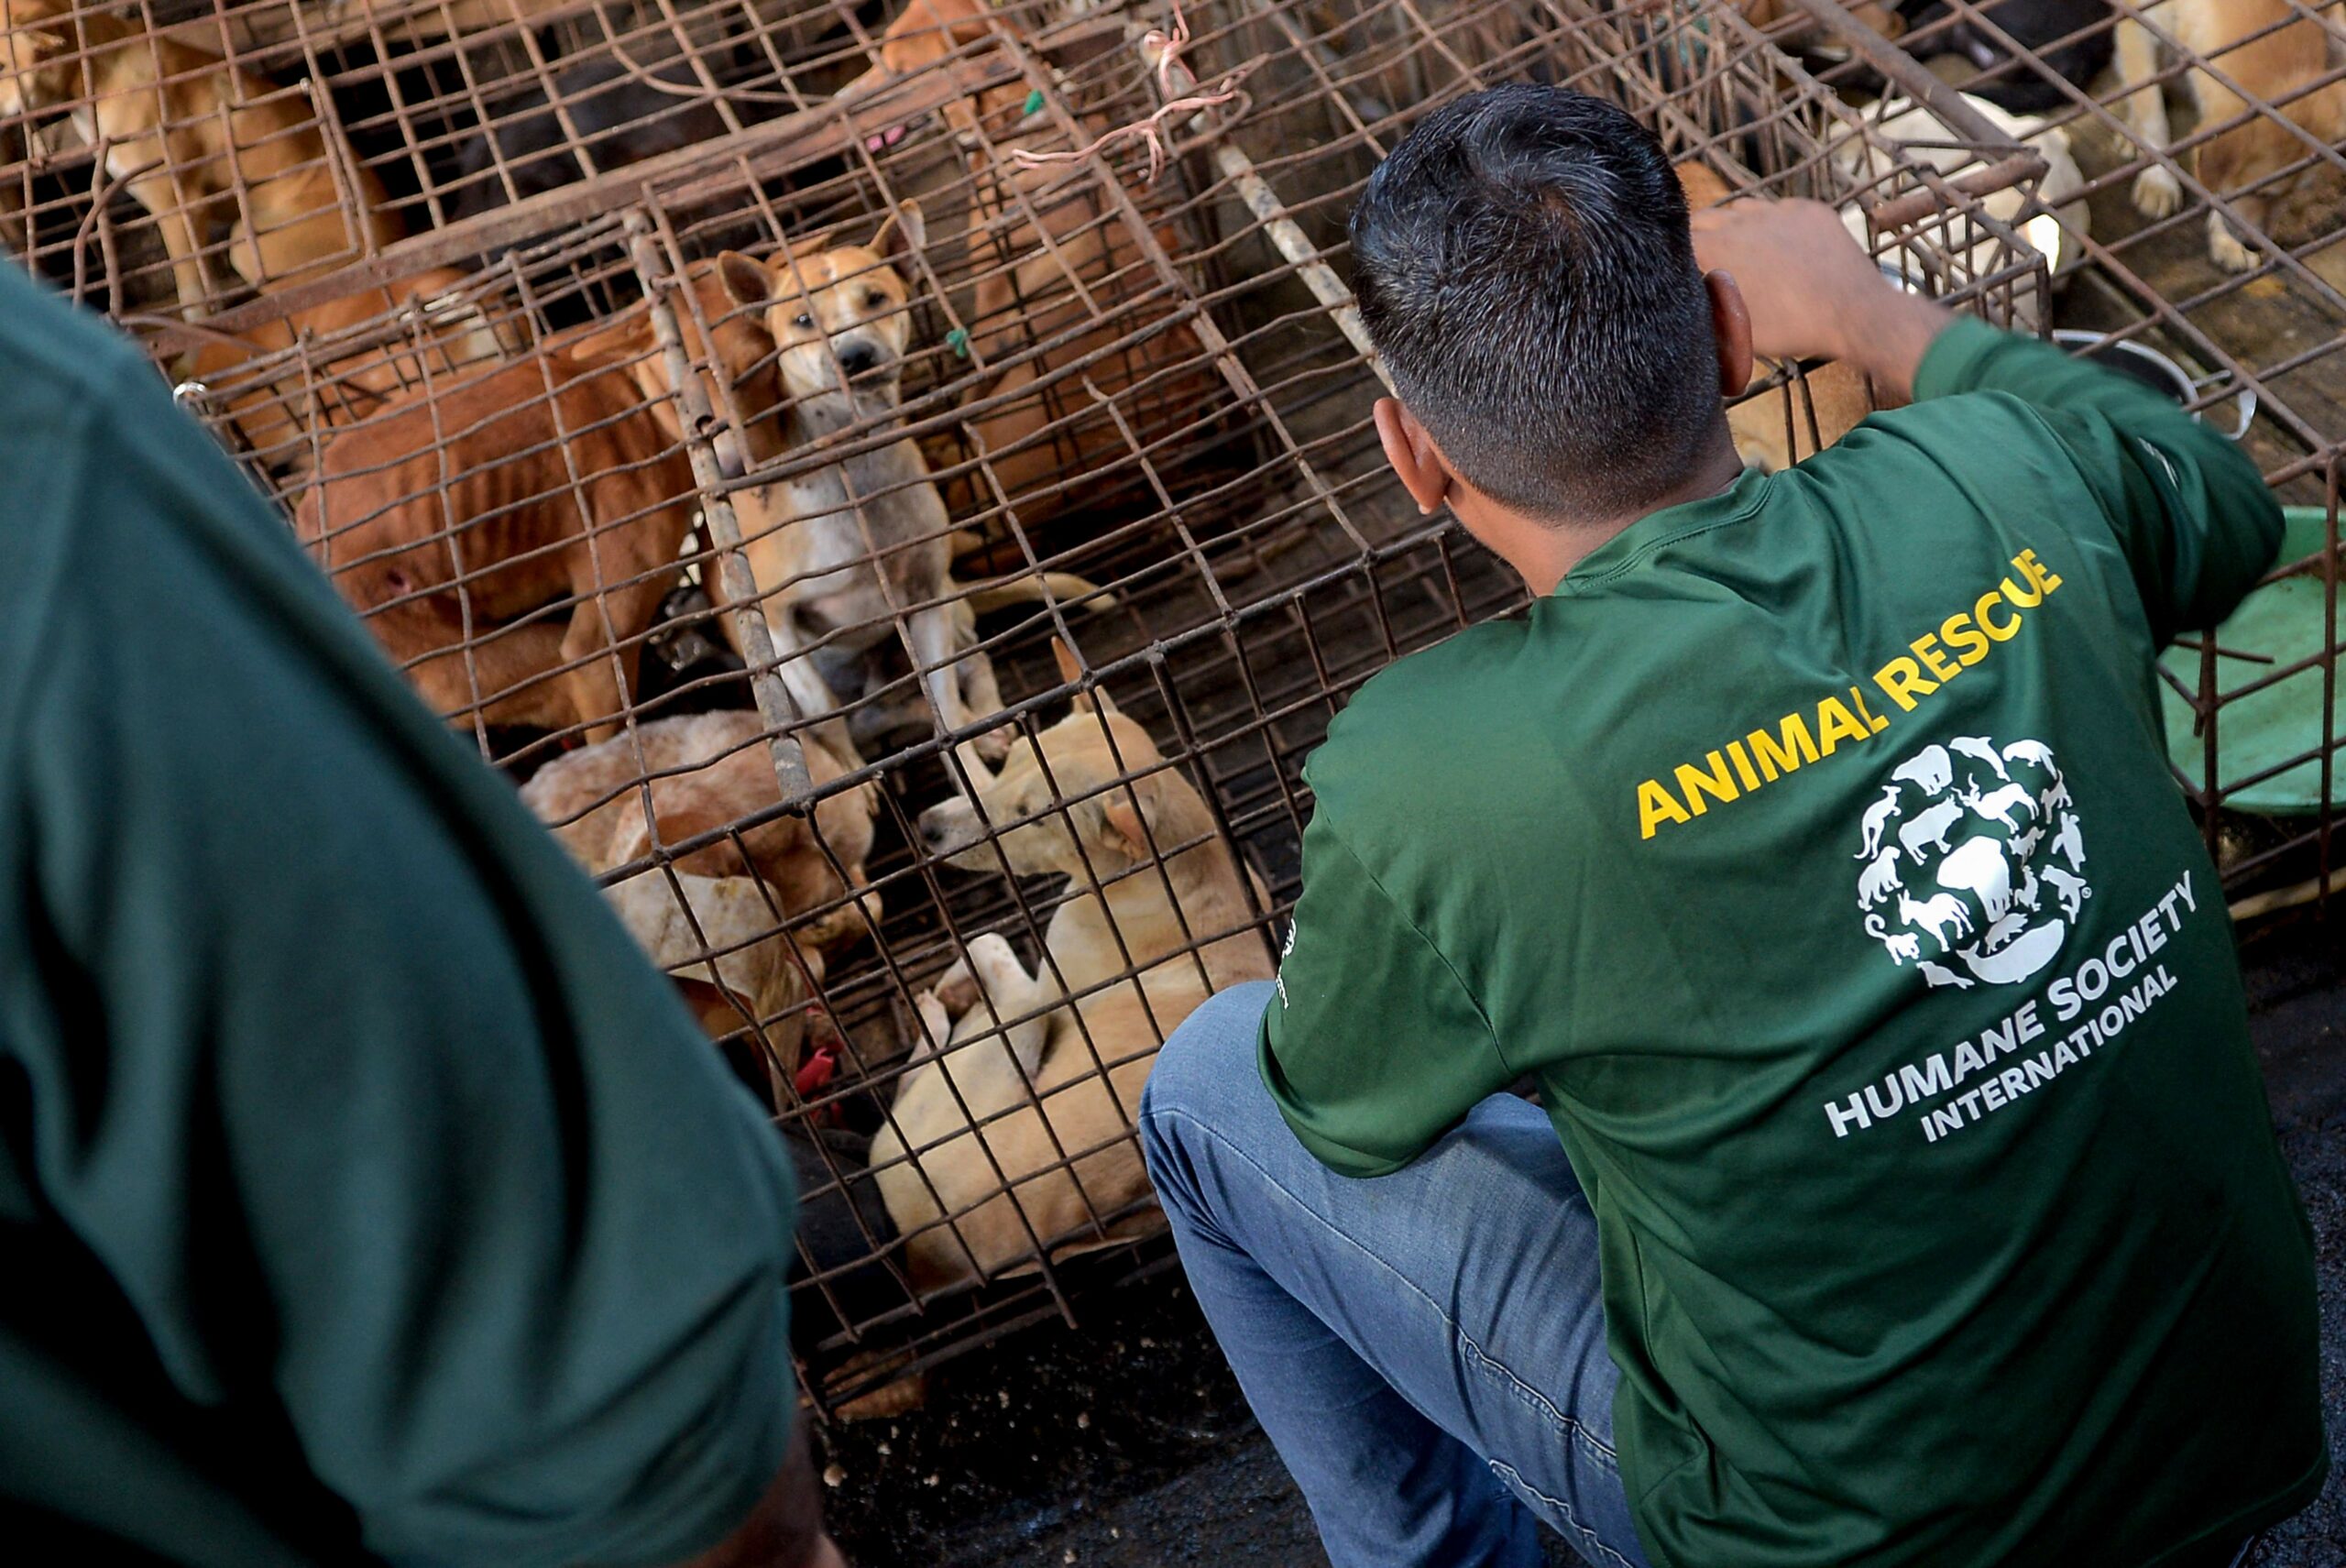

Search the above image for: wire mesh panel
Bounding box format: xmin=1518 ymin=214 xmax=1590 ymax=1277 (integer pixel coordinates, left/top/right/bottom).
xmin=1769 ymin=0 xmax=2346 ymax=912
xmin=5 ymin=0 xmax=2042 ymax=1411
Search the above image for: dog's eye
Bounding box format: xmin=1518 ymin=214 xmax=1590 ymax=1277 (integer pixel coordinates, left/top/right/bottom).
xmin=863 ymin=291 xmax=887 ymax=312
xmin=792 ymin=313 xmax=814 ymax=330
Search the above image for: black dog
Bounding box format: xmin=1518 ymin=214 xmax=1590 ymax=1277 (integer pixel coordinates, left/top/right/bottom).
xmin=1898 ymin=0 xmax=2114 ymax=114
xmin=447 ymin=55 xmax=729 ymax=221
xmin=783 ymin=1125 xmax=907 ymax=1354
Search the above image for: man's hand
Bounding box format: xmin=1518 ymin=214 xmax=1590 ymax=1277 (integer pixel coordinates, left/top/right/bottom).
xmin=1691 ymin=197 xmax=1953 ymax=403
xmin=672 ymin=1420 xmax=846 ymax=1568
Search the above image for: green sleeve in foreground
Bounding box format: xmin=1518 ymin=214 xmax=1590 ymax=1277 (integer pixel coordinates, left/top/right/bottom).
xmin=1260 ymin=804 xmax=1516 ymax=1179
xmin=1913 ymin=317 xmax=2282 ymax=642
xmin=19 ymin=364 xmax=797 ymax=1568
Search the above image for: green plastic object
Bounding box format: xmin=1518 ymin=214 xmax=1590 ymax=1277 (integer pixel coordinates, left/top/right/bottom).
xmin=2160 ymin=507 xmax=2344 ymax=814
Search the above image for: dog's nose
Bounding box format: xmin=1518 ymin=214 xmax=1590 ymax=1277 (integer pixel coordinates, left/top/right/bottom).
xmin=835 ymin=340 xmax=882 ymax=378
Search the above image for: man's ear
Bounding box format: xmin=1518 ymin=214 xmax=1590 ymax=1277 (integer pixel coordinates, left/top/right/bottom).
xmin=1706 ymin=269 xmax=1755 ymax=400
xmin=718 ymin=250 xmax=770 ymax=311
xmin=1373 ymin=398 xmax=1453 ymax=518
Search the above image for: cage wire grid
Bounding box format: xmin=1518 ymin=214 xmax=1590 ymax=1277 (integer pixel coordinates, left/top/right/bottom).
xmin=1760 ymin=0 xmax=2346 ymax=910
xmin=5 ymin=0 xmax=2059 ymax=1412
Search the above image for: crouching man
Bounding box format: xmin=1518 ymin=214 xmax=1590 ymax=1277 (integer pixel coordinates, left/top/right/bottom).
xmin=1140 ymin=82 xmax=2322 ymax=1568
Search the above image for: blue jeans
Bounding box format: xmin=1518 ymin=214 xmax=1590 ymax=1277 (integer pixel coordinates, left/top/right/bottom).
xmin=1139 ymin=981 xmax=1650 ymax=1568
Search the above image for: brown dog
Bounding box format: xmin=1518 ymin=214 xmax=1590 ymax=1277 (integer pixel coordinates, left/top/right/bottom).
xmin=180 ymin=269 xmax=514 ymax=474
xmin=874 ymin=643 xmax=1273 ymax=1288
xmin=522 ymin=707 xmax=882 ymax=1049
xmin=1677 ymin=160 xmax=1876 ymax=470
xmin=845 ymin=0 xmax=1216 ymax=528
xmin=520 ymin=708 xmax=882 ymax=952
xmin=295 ymin=258 xmax=784 ymax=740
xmin=2118 ymin=0 xmax=2346 ymax=270
xmin=0 ymin=0 xmax=399 ymax=315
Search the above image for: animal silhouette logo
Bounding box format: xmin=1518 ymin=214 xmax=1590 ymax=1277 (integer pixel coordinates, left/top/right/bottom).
xmin=1856 ymin=737 xmax=2088 ymax=990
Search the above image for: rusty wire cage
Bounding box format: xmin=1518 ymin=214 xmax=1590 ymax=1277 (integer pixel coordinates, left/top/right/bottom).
xmin=1755 ymin=0 xmax=2346 ymax=916
xmin=3 ymin=0 xmax=2045 ymax=1413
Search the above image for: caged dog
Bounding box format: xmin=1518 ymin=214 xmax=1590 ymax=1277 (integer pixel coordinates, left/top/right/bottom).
xmin=1895 ymin=0 xmax=2116 ymax=115
xmin=721 ymin=202 xmax=1023 ymax=761
xmin=445 ymin=54 xmax=731 ymax=222
xmin=2116 ymin=0 xmax=2346 ymax=270
xmin=521 ymin=707 xmax=882 ymax=959
xmin=177 ymin=268 xmax=514 ymax=474
xmin=523 ymin=707 xmax=882 ymax=1063
xmin=296 ymin=258 xmax=787 ymax=741
xmin=0 ymin=0 xmax=400 ymax=315
xmin=873 ymin=642 xmax=1274 ymax=1289
xmin=841 ymin=0 xmax=1219 ymax=528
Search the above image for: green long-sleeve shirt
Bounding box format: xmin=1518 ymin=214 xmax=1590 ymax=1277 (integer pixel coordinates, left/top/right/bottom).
xmin=0 ymin=270 xmax=797 ymax=1563
xmin=1265 ymin=319 xmax=2322 ymax=1567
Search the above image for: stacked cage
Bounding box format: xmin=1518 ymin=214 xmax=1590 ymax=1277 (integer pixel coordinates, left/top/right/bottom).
xmin=1755 ymin=0 xmax=2346 ymax=911
xmin=0 ymin=0 xmax=2045 ymax=1411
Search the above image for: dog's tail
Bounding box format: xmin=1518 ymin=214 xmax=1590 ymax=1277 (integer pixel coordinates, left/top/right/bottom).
xmin=963 ymin=571 xmax=1114 ymax=615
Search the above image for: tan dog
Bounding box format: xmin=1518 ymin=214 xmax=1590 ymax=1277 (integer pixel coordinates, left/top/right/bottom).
xmin=181 ymin=269 xmax=513 ymax=473
xmin=875 ymin=643 xmax=1274 ymax=1288
xmin=2119 ymin=0 xmax=2346 ymax=270
xmin=295 ymin=258 xmax=784 ymax=740
xmin=0 ymin=0 xmax=399 ymax=315
xmin=521 ymin=708 xmax=882 ymax=953
xmin=522 ymin=707 xmax=882 ymax=1048
xmin=721 ymin=204 xmax=1005 ymax=758
xmin=1677 ymin=160 xmax=1876 ymax=471
xmin=845 ymin=0 xmax=1216 ymax=527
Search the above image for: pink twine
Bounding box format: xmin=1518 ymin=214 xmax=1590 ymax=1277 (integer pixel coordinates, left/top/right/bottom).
xmin=1009 ymin=0 xmax=1244 ymax=186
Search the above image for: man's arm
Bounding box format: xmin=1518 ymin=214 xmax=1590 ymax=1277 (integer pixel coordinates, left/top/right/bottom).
xmin=675 ymin=1426 xmax=845 ymax=1568
xmin=11 ymin=351 xmax=835 ymax=1567
xmin=1262 ymin=804 xmax=1518 ymax=1177
xmin=1693 ymin=199 xmax=2283 ymax=642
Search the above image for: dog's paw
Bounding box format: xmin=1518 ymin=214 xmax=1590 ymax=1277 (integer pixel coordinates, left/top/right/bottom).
xmin=2132 ymin=164 xmax=2183 ymax=219
xmin=2209 ymin=215 xmax=2259 ymax=272
xmin=968 ymin=725 xmax=1014 ymax=765
xmin=932 ymin=964 xmax=981 ymax=1017
xmin=910 ymin=989 xmax=954 ymax=1057
xmin=959 ymin=931 xmax=1025 ymax=991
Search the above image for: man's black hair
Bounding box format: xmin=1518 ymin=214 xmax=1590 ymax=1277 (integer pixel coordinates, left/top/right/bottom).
xmin=1349 ymin=82 xmax=1719 ymax=521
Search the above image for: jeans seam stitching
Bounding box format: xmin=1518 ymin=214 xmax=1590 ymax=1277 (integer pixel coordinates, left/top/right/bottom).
xmin=1486 ymin=1456 xmax=1639 ymax=1568
xmin=1145 ymin=1104 xmax=1620 ymax=1470
xmin=1458 ymin=1332 xmax=1620 ymax=1468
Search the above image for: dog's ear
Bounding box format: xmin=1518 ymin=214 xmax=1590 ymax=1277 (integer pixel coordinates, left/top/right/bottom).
xmin=873 ymin=200 xmax=926 ymax=264
xmin=1100 ymin=784 xmax=1150 ymax=863
xmin=1053 ymin=638 xmax=1127 ymax=718
xmin=565 ymin=311 xmax=653 ymax=368
xmin=1093 ymin=770 xmax=1183 ymax=867
xmin=20 ymin=27 xmax=67 ymax=65
xmin=718 ymin=250 xmax=770 ymax=311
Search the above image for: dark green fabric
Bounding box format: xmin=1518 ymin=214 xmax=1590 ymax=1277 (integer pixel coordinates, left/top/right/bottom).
xmin=0 ymin=268 xmax=796 ymax=1566
xmin=1263 ymin=319 xmax=2323 ymax=1568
